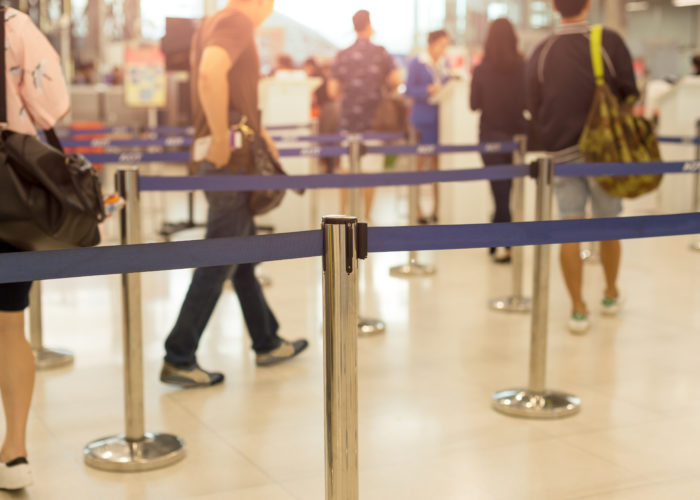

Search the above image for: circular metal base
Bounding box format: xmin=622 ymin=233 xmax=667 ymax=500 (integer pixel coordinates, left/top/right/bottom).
xmin=492 ymin=389 xmax=581 ymax=419
xmin=33 ymin=347 xmax=74 ymax=370
xmin=489 ymin=296 xmax=532 ymax=314
xmin=84 ymin=432 xmax=186 ymax=472
xmin=691 ymin=241 xmax=700 ymax=252
xmin=389 ymin=262 xmax=436 ymax=278
xmin=358 ymin=317 xmax=386 ymax=337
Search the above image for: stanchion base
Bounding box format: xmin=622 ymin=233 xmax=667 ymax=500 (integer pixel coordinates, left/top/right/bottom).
xmin=358 ymin=318 xmax=386 ymax=337
xmin=489 ymin=297 xmax=532 ymax=314
xmin=84 ymin=432 xmax=185 ymax=472
xmin=691 ymin=241 xmax=700 ymax=252
xmin=389 ymin=262 xmax=436 ymax=278
xmin=33 ymin=347 xmax=74 ymax=370
xmin=492 ymin=389 xmax=581 ymax=419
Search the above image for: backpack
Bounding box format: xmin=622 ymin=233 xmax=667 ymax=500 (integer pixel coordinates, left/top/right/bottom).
xmin=578 ymin=25 xmax=663 ymax=198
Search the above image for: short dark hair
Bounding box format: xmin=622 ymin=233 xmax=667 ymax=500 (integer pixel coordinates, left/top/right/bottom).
xmin=554 ymin=0 xmax=589 ymax=18
xmin=428 ymin=29 xmax=449 ymax=46
xmin=353 ymin=10 xmax=370 ymax=32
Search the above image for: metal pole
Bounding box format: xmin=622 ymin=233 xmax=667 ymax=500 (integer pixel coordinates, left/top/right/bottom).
xmin=322 ymin=216 xmax=360 ymax=500
xmin=28 ymin=282 xmax=75 ymax=370
xmin=390 ymin=128 xmax=436 ymax=278
xmin=691 ymin=120 xmax=700 ymax=252
xmin=84 ymin=168 xmax=185 ymax=471
xmin=489 ymin=135 xmax=532 ymax=312
xmin=492 ymin=158 xmax=581 ymax=419
xmin=349 ymin=139 xmax=386 ymax=337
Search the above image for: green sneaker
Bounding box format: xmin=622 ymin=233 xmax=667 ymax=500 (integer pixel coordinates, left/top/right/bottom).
xmin=601 ymin=296 xmax=623 ymax=316
xmin=568 ymin=312 xmax=590 ymax=334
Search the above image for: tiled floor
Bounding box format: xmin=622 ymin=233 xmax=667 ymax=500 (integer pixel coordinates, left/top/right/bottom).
xmin=1 ymin=185 xmax=699 ymax=500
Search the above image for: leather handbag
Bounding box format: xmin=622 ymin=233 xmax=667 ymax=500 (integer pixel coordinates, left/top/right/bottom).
xmin=0 ymin=7 xmax=105 ymax=251
xmin=578 ymin=25 xmax=663 ymax=199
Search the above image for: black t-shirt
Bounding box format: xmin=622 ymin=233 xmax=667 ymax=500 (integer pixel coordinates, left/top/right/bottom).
xmin=191 ymin=8 xmax=259 ymax=171
xmin=527 ymin=23 xmax=639 ymax=153
xmin=471 ymin=59 xmax=527 ymax=139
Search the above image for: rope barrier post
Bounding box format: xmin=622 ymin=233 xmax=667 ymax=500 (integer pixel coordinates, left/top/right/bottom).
xmin=492 ymin=158 xmax=581 ymax=419
xmin=691 ymin=119 xmax=700 ymax=252
xmin=322 ymin=216 xmax=360 ymax=500
xmin=84 ymin=167 xmax=186 ymax=471
xmin=28 ymin=282 xmax=74 ymax=370
xmin=390 ymin=128 xmax=436 ymax=278
xmin=489 ymin=134 xmax=532 ymax=313
xmin=349 ymin=138 xmax=386 ymax=337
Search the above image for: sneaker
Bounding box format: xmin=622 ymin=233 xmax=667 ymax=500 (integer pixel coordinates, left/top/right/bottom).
xmin=0 ymin=458 xmax=33 ymax=490
xmin=256 ymin=339 xmax=309 ymax=367
xmin=601 ymin=296 xmax=623 ymax=316
xmin=568 ymin=312 xmax=590 ymax=334
xmin=160 ymin=362 xmax=224 ymax=388
xmin=492 ymin=247 xmax=512 ymax=264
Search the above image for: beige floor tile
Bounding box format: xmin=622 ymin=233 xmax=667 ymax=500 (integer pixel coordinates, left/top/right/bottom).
xmin=572 ymin=476 xmax=700 ymax=500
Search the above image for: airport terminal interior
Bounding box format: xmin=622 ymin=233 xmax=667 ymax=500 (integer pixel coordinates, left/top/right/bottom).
xmin=1 ymin=0 xmax=700 ymax=499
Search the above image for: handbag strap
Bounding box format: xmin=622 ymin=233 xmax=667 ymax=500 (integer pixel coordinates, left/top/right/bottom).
xmin=590 ymin=24 xmax=605 ymax=87
xmin=0 ymin=6 xmax=6 ymax=126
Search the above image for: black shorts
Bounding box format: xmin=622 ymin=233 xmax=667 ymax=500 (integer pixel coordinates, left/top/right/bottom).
xmin=0 ymin=240 xmax=32 ymax=312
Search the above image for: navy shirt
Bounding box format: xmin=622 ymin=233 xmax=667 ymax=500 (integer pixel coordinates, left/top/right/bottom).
xmin=471 ymin=60 xmax=527 ymax=139
xmin=527 ymin=22 xmax=638 ymax=153
xmin=331 ymin=38 xmax=396 ymax=133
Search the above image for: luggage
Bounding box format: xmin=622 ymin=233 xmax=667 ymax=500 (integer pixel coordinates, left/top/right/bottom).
xmin=578 ymin=25 xmax=662 ymax=199
xmin=0 ymin=6 xmax=105 ymax=251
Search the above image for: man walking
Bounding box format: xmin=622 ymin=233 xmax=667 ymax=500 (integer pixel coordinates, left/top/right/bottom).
xmin=328 ymin=10 xmax=403 ymax=219
xmin=161 ymin=0 xmax=308 ymax=388
xmin=527 ymin=0 xmax=638 ymax=333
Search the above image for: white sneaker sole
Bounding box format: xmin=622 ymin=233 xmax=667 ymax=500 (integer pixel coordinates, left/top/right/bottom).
xmin=0 ymin=463 xmax=33 ymax=490
xmin=568 ymin=320 xmax=591 ymax=335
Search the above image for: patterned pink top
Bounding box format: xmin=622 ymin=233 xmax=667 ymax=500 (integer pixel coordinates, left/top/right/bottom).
xmin=3 ymin=8 xmax=69 ymax=135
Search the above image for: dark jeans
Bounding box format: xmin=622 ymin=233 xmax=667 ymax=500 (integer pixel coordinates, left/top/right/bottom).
xmin=481 ymin=151 xmax=513 ymax=225
xmin=164 ymin=164 xmax=281 ymax=368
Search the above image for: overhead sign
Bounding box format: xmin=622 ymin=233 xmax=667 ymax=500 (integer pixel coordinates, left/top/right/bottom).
xmin=125 ymin=45 xmax=167 ymax=108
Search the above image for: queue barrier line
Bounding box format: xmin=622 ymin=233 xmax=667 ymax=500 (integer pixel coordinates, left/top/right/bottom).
xmin=137 ymin=160 xmax=698 ymax=193
xmin=139 ymin=165 xmax=531 ymax=192
xmin=365 ymin=142 xmax=519 ymax=155
xmin=60 ymin=132 xmax=407 ymax=149
xmin=658 ymin=136 xmax=700 ymax=145
xmin=1 ymin=213 xmax=698 ymax=285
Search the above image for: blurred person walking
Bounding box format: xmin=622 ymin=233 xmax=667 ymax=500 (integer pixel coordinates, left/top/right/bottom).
xmin=328 ymin=10 xmax=403 ymax=220
xmin=527 ymin=0 xmax=638 ymax=333
xmin=406 ymin=29 xmax=451 ymax=224
xmin=0 ymin=6 xmax=70 ymax=490
xmin=471 ymin=18 xmax=527 ymax=263
xmin=161 ymin=0 xmax=308 ymax=389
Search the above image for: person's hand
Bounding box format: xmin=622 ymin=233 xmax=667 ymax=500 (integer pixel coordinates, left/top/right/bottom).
xmin=427 ymin=84 xmax=440 ymax=96
xmin=206 ymin=135 xmax=231 ymax=169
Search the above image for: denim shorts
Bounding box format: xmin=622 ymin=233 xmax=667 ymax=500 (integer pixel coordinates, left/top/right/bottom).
xmin=554 ymin=176 xmax=622 ymax=219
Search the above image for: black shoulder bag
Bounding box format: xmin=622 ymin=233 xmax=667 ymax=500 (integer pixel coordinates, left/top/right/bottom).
xmin=0 ymin=7 xmax=105 ymax=251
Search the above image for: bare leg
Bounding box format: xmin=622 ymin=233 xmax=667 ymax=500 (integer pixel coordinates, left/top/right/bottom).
xmin=416 ymin=155 xmax=427 ymax=220
xmin=364 ymin=188 xmax=375 ymax=222
xmin=560 ymin=240 xmax=587 ymax=315
xmin=599 ymin=240 xmax=621 ymax=299
xmin=431 ymin=155 xmax=439 ymax=220
xmin=0 ymin=311 xmax=34 ymax=462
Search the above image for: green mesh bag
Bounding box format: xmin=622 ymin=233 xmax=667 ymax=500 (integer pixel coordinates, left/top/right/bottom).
xmin=578 ymin=25 xmax=662 ymax=198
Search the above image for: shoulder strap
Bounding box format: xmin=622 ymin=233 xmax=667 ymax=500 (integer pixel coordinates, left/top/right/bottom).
xmin=0 ymin=6 xmax=6 ymax=125
xmin=590 ymin=25 xmax=605 ymax=86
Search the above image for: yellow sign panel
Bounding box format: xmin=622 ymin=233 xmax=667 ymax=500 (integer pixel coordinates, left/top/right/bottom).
xmin=125 ymin=46 xmax=167 ymax=108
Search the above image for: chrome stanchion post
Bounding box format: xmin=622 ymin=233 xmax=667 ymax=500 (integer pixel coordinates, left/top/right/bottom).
xmin=349 ymin=139 xmax=386 ymax=337
xmin=84 ymin=167 xmax=186 ymax=471
xmin=492 ymin=158 xmax=581 ymax=419
xmin=691 ymin=119 xmax=700 ymax=252
xmin=322 ymin=216 xmax=360 ymax=500
xmin=390 ymin=128 xmax=436 ymax=278
xmin=28 ymin=282 xmax=75 ymax=370
xmin=490 ymin=135 xmax=532 ymax=313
